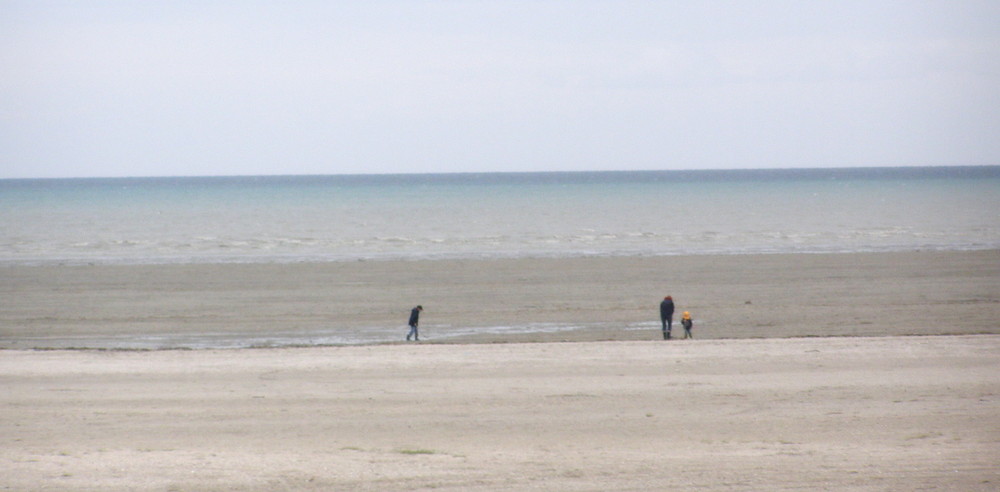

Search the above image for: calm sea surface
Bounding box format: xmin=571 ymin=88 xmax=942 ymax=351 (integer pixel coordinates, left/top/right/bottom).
xmin=3 ymin=167 xmax=998 ymax=348
xmin=2 ymin=167 xmax=998 ymax=265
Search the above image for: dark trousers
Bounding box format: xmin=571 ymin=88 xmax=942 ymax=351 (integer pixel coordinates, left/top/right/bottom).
xmin=661 ymin=318 xmax=672 ymax=339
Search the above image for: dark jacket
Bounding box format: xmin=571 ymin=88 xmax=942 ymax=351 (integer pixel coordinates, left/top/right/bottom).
xmin=660 ymin=299 xmax=675 ymax=320
xmin=408 ymin=307 xmax=421 ymax=327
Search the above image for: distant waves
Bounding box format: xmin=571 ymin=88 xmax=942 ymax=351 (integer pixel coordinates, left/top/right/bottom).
xmin=1 ymin=166 xmax=997 ymax=265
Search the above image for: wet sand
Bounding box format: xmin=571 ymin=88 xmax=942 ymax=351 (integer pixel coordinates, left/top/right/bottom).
xmin=2 ymin=250 xmax=999 ymax=348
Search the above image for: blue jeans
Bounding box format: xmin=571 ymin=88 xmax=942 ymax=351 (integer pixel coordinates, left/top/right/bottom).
xmin=406 ymin=324 xmax=419 ymax=341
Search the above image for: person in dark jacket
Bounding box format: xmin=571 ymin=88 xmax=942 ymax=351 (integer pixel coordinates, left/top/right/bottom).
xmin=659 ymin=296 xmax=675 ymax=340
xmin=406 ymin=305 xmax=423 ymax=341
xmin=681 ymin=311 xmax=694 ymax=339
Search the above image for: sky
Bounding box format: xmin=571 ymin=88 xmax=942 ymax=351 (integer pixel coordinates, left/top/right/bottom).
xmin=1 ymin=1 xmax=999 ymax=179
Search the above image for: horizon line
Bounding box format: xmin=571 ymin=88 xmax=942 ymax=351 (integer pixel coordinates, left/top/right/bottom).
xmin=2 ymin=163 xmax=998 ymax=181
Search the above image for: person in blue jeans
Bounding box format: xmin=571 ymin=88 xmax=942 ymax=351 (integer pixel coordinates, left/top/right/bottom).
xmin=406 ymin=305 xmax=423 ymax=341
xmin=659 ymin=296 xmax=675 ymax=340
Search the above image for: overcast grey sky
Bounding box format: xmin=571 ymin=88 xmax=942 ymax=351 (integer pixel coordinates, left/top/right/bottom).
xmin=2 ymin=1 xmax=998 ymax=178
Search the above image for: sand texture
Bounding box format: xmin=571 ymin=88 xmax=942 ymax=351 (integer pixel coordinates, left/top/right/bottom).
xmin=2 ymin=250 xmax=999 ymax=348
xmin=2 ymin=250 xmax=999 ymax=490
xmin=2 ymin=336 xmax=999 ymax=491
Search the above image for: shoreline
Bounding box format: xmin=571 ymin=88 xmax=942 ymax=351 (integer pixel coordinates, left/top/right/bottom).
xmin=2 ymin=249 xmax=998 ymax=349
xmin=3 ymin=245 xmax=998 ymax=268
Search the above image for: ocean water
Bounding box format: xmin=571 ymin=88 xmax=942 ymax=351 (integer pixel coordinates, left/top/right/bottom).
xmin=2 ymin=166 xmax=999 ymax=266
xmin=3 ymin=167 xmax=999 ymax=348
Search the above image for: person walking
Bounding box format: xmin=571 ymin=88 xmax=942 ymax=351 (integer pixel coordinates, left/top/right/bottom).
xmin=659 ymin=296 xmax=675 ymax=340
xmin=681 ymin=311 xmax=694 ymax=339
xmin=406 ymin=305 xmax=423 ymax=341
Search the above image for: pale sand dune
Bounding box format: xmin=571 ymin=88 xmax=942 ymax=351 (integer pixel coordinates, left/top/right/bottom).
xmin=2 ymin=336 xmax=999 ymax=491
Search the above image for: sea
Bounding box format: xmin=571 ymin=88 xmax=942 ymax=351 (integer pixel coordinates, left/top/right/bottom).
xmin=3 ymin=166 xmax=998 ymax=349
xmin=2 ymin=166 xmax=999 ymax=266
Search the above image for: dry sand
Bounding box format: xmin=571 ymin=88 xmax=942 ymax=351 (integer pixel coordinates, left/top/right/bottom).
xmin=2 ymin=250 xmax=999 ymax=490
xmin=2 ymin=336 xmax=999 ymax=491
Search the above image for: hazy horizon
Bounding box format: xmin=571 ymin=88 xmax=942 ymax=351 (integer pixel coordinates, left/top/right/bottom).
xmin=2 ymin=163 xmax=996 ymax=182
xmin=3 ymin=1 xmax=999 ymax=179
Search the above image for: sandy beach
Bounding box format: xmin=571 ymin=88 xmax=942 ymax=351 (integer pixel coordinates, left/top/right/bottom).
xmin=2 ymin=250 xmax=999 ymax=490
xmin=3 ymin=336 xmax=999 ymax=491
xmin=2 ymin=250 xmax=999 ymax=348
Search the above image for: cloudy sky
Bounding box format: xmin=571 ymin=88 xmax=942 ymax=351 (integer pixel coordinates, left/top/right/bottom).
xmin=2 ymin=1 xmax=998 ymax=178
